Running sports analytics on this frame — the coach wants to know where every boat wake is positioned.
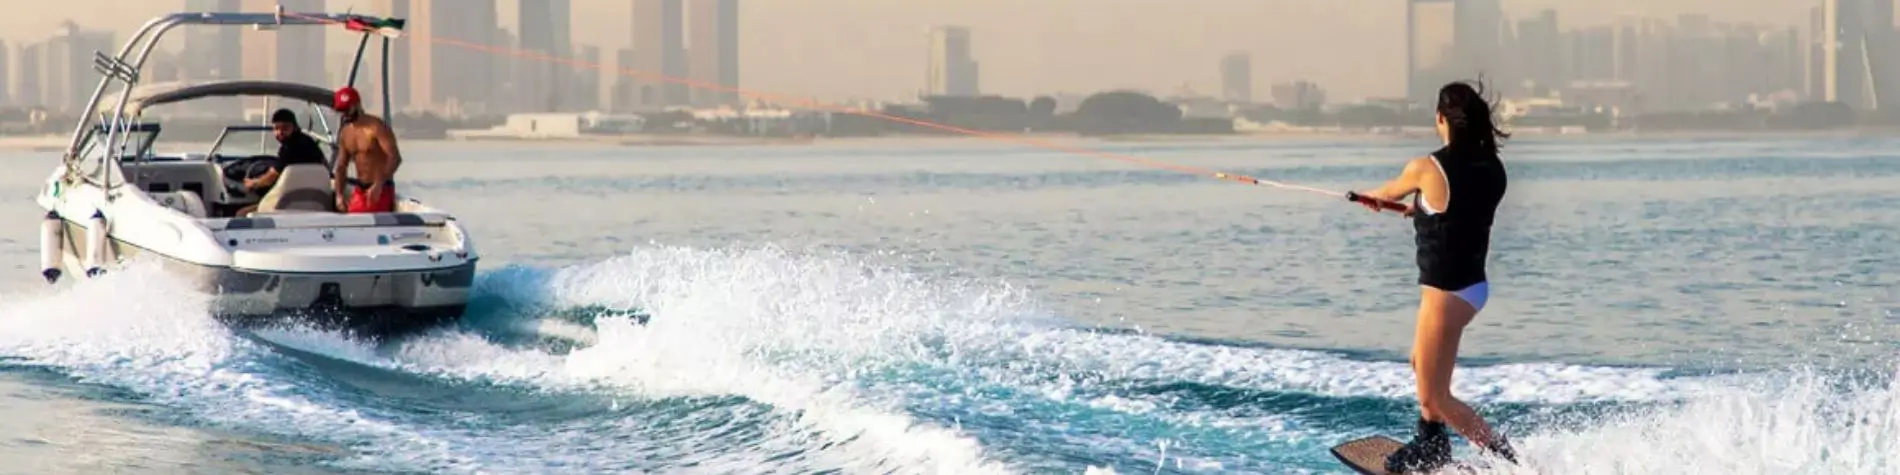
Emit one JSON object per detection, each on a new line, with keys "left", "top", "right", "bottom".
{"left": 0, "top": 247, "right": 1894, "bottom": 474}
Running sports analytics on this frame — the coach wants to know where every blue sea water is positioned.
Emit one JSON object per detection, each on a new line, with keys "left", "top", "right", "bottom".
{"left": 0, "top": 135, "right": 1895, "bottom": 474}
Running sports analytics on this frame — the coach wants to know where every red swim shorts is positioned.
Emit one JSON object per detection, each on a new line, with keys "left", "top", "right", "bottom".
{"left": 347, "top": 184, "right": 397, "bottom": 213}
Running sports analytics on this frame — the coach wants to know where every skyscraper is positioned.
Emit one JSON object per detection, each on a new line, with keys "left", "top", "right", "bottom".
{"left": 1821, "top": 0, "right": 1875, "bottom": 109}
{"left": 240, "top": 0, "right": 326, "bottom": 84}
{"left": 925, "top": 26, "right": 979, "bottom": 97}
{"left": 432, "top": 0, "right": 498, "bottom": 115}
{"left": 181, "top": 0, "right": 242, "bottom": 117}
{"left": 1614, "top": 16, "right": 1640, "bottom": 82}
{"left": 491, "top": 25, "right": 516, "bottom": 114}
{"left": 1220, "top": 52, "right": 1252, "bottom": 103}
{"left": 240, "top": 0, "right": 326, "bottom": 113}
{"left": 371, "top": 0, "right": 498, "bottom": 116}
{"left": 1452, "top": 0, "right": 1503, "bottom": 78}
{"left": 1663, "top": 15, "right": 1722, "bottom": 109}
{"left": 1719, "top": 25, "right": 1764, "bottom": 101}
{"left": 578, "top": 44, "right": 602, "bottom": 110}
{"left": 1808, "top": 5, "right": 1825, "bottom": 100}
{"left": 1823, "top": 0, "right": 1848, "bottom": 104}
{"left": 0, "top": 40, "right": 10, "bottom": 106}
{"left": 183, "top": 0, "right": 241, "bottom": 81}
{"left": 1570, "top": 26, "right": 1616, "bottom": 81}
{"left": 1872, "top": 0, "right": 1896, "bottom": 38}
{"left": 1409, "top": 0, "right": 1509, "bottom": 102}
{"left": 239, "top": 0, "right": 276, "bottom": 83}
{"left": 1637, "top": 19, "right": 1676, "bottom": 110}
{"left": 1512, "top": 9, "right": 1562, "bottom": 92}
{"left": 686, "top": 0, "right": 739, "bottom": 107}
{"left": 518, "top": 0, "right": 571, "bottom": 112}
{"left": 633, "top": 0, "right": 687, "bottom": 108}
{"left": 281, "top": 0, "right": 327, "bottom": 86}
{"left": 1407, "top": 0, "right": 1457, "bottom": 104}
{"left": 18, "top": 43, "right": 40, "bottom": 108}
{"left": 1772, "top": 27, "right": 1806, "bottom": 97}
{"left": 1863, "top": 0, "right": 1898, "bottom": 108}
{"left": 612, "top": 47, "right": 637, "bottom": 112}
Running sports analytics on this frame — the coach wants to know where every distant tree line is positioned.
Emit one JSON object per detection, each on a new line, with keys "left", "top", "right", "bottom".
{"left": 813, "top": 93, "right": 1887, "bottom": 136}
{"left": 859, "top": 91, "right": 1233, "bottom": 136}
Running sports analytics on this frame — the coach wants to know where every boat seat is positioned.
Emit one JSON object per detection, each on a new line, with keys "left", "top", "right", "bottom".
{"left": 151, "top": 191, "right": 209, "bottom": 218}
{"left": 255, "top": 164, "right": 334, "bottom": 214}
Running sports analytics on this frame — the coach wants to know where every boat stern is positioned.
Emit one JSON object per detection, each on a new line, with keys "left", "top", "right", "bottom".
{"left": 204, "top": 210, "right": 478, "bottom": 319}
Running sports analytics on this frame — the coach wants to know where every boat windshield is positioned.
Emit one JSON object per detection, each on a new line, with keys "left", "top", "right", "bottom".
{"left": 205, "top": 124, "right": 335, "bottom": 164}
{"left": 78, "top": 123, "right": 160, "bottom": 161}
{"left": 211, "top": 126, "right": 280, "bottom": 159}
{"left": 71, "top": 122, "right": 157, "bottom": 185}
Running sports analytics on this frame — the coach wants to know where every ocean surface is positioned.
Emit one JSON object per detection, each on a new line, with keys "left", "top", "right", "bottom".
{"left": 0, "top": 135, "right": 1895, "bottom": 474}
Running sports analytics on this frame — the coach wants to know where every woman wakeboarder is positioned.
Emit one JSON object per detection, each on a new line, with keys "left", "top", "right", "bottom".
{"left": 1351, "top": 80, "right": 1519, "bottom": 472}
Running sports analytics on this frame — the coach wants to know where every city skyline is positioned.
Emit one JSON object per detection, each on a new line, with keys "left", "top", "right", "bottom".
{"left": 1399, "top": 0, "right": 1826, "bottom": 114}
{"left": 0, "top": 0, "right": 1808, "bottom": 105}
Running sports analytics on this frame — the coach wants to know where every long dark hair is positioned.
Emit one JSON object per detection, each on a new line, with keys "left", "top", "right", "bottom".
{"left": 1436, "top": 79, "right": 1509, "bottom": 156}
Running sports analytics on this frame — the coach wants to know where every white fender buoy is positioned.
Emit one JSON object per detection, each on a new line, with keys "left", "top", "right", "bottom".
{"left": 85, "top": 210, "right": 109, "bottom": 278}
{"left": 39, "top": 211, "right": 62, "bottom": 284}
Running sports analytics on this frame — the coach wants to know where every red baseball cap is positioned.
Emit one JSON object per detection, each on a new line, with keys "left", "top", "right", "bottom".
{"left": 333, "top": 87, "right": 361, "bottom": 112}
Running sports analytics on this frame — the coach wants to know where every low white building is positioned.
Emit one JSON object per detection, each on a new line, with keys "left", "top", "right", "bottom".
{"left": 448, "top": 112, "right": 650, "bottom": 140}
{"left": 500, "top": 113, "right": 584, "bottom": 138}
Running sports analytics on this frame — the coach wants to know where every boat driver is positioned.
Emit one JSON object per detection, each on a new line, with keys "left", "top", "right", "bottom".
{"left": 234, "top": 108, "right": 327, "bottom": 216}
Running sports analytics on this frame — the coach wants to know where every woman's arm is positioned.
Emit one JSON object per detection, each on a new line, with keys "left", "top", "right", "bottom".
{"left": 1363, "top": 157, "right": 1432, "bottom": 201}
{"left": 1354, "top": 157, "right": 1432, "bottom": 213}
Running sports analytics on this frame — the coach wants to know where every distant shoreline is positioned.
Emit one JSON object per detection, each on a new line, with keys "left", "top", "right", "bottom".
{"left": 3, "top": 127, "right": 1896, "bottom": 153}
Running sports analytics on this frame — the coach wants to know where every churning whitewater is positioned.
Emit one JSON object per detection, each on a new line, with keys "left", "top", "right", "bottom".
{"left": 0, "top": 246, "right": 1893, "bottom": 474}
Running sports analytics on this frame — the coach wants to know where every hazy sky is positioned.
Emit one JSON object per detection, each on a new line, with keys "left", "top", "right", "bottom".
{"left": 0, "top": 0, "right": 1806, "bottom": 102}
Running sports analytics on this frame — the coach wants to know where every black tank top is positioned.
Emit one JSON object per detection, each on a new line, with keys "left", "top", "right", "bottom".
{"left": 1412, "top": 145, "right": 1507, "bottom": 290}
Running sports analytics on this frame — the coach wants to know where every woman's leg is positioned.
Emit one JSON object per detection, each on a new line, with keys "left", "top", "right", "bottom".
{"left": 1409, "top": 346, "right": 1438, "bottom": 421}
{"left": 1385, "top": 290, "right": 1461, "bottom": 472}
{"left": 1413, "top": 285, "right": 1513, "bottom": 457}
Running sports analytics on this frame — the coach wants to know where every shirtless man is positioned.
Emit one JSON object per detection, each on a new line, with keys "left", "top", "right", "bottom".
{"left": 330, "top": 87, "right": 403, "bottom": 213}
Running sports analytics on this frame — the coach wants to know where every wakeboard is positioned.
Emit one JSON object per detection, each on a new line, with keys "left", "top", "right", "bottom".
{"left": 1329, "top": 435, "right": 1480, "bottom": 475}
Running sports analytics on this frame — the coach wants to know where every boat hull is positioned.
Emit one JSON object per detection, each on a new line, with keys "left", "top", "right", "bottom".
{"left": 61, "top": 220, "right": 474, "bottom": 336}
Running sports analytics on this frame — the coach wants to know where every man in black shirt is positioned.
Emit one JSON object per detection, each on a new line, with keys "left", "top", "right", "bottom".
{"left": 235, "top": 109, "right": 329, "bottom": 216}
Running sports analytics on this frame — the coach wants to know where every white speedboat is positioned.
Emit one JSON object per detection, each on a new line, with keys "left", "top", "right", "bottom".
{"left": 34, "top": 10, "right": 477, "bottom": 335}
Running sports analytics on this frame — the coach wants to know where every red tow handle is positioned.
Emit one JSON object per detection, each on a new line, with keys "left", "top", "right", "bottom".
{"left": 1345, "top": 191, "right": 1408, "bottom": 212}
